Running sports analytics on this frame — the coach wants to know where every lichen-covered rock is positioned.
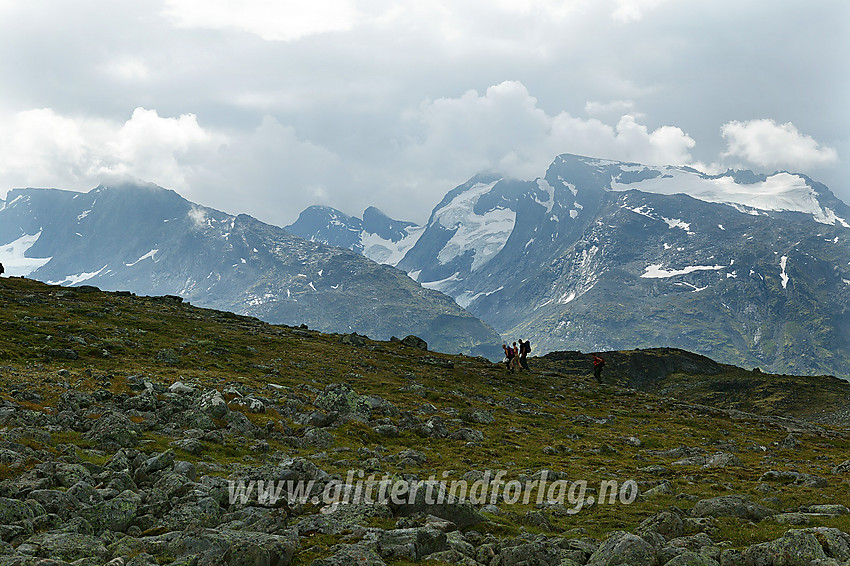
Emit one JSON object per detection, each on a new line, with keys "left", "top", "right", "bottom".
{"left": 387, "top": 480, "right": 485, "bottom": 529}
{"left": 83, "top": 411, "right": 140, "bottom": 451}
{"left": 587, "top": 531, "right": 656, "bottom": 566}
{"left": 15, "top": 532, "right": 109, "bottom": 563}
{"left": 691, "top": 495, "right": 776, "bottom": 521}
{"left": 313, "top": 383, "right": 369, "bottom": 418}
{"left": 637, "top": 510, "right": 685, "bottom": 540}
{"left": 313, "top": 543, "right": 387, "bottom": 566}
{"left": 376, "top": 526, "right": 447, "bottom": 561}
{"left": 141, "top": 527, "right": 299, "bottom": 565}
{"left": 198, "top": 390, "right": 229, "bottom": 419}
{"left": 78, "top": 489, "right": 142, "bottom": 533}
{"left": 743, "top": 529, "right": 827, "bottom": 566}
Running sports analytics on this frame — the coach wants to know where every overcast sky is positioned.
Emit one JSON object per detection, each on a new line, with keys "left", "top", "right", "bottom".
{"left": 0, "top": 0, "right": 846, "bottom": 225}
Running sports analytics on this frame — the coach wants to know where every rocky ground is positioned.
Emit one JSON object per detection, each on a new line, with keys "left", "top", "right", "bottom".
{"left": 1, "top": 277, "right": 850, "bottom": 565}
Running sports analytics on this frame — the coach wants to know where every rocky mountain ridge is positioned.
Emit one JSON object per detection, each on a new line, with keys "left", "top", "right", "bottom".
{"left": 0, "top": 182, "right": 501, "bottom": 358}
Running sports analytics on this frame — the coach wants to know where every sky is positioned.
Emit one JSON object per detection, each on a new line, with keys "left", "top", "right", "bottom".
{"left": 0, "top": 0, "right": 846, "bottom": 226}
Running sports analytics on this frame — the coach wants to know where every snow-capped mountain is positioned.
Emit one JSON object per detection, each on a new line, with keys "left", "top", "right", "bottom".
{"left": 285, "top": 205, "right": 424, "bottom": 266}
{"left": 0, "top": 183, "right": 501, "bottom": 357}
{"left": 293, "top": 154, "right": 850, "bottom": 378}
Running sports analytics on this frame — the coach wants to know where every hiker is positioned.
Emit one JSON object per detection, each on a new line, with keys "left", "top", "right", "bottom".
{"left": 519, "top": 339, "right": 530, "bottom": 371}
{"left": 511, "top": 342, "right": 521, "bottom": 372}
{"left": 502, "top": 344, "right": 515, "bottom": 373}
{"left": 0, "top": 262, "right": 4, "bottom": 277}
{"left": 592, "top": 354, "right": 605, "bottom": 382}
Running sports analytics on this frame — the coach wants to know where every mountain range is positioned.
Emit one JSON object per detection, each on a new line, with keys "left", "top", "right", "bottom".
{"left": 286, "top": 154, "right": 850, "bottom": 378}
{"left": 0, "top": 183, "right": 501, "bottom": 357}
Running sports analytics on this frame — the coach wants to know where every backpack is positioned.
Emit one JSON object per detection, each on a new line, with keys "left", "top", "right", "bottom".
{"left": 524, "top": 340, "right": 531, "bottom": 354}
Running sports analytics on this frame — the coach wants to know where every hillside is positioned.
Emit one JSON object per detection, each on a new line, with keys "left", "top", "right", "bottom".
{"left": 0, "top": 183, "right": 502, "bottom": 358}
{"left": 1, "top": 277, "right": 850, "bottom": 564}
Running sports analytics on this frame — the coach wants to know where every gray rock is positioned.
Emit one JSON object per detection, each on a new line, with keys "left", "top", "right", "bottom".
{"left": 801, "top": 505, "right": 850, "bottom": 516}
{"left": 637, "top": 510, "right": 684, "bottom": 540}
{"left": 155, "top": 348, "right": 179, "bottom": 365}
{"left": 83, "top": 411, "right": 140, "bottom": 451}
{"left": 78, "top": 489, "right": 142, "bottom": 533}
{"left": 832, "top": 460, "right": 850, "bottom": 474}
{"left": 16, "top": 532, "right": 108, "bottom": 562}
{"left": 143, "top": 450, "right": 175, "bottom": 474}
{"left": 387, "top": 480, "right": 485, "bottom": 529}
{"left": 377, "top": 526, "right": 447, "bottom": 561}
{"left": 141, "top": 527, "right": 299, "bottom": 565}
{"left": 460, "top": 409, "right": 495, "bottom": 424}
{"left": 759, "top": 470, "right": 828, "bottom": 488}
{"left": 312, "top": 543, "right": 387, "bottom": 566}
{"left": 314, "top": 383, "right": 370, "bottom": 418}
{"left": 704, "top": 453, "right": 743, "bottom": 468}
{"left": 665, "top": 551, "right": 719, "bottom": 566}
{"left": 0, "top": 497, "right": 35, "bottom": 525}
{"left": 198, "top": 390, "right": 229, "bottom": 419}
{"left": 691, "top": 495, "right": 776, "bottom": 521}
{"left": 587, "top": 531, "right": 656, "bottom": 566}
{"left": 492, "top": 540, "right": 567, "bottom": 566}
{"left": 743, "top": 529, "right": 827, "bottom": 566}
{"left": 800, "top": 527, "right": 850, "bottom": 561}
{"left": 373, "top": 424, "right": 399, "bottom": 437}
{"left": 401, "top": 335, "right": 428, "bottom": 350}
{"left": 168, "top": 381, "right": 197, "bottom": 395}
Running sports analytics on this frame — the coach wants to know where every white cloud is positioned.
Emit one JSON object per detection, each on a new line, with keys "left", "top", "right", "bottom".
{"left": 612, "top": 0, "right": 672, "bottom": 23}
{"left": 585, "top": 100, "right": 636, "bottom": 117}
{"left": 161, "top": 0, "right": 363, "bottom": 41}
{"left": 721, "top": 119, "right": 838, "bottom": 170}
{"left": 402, "top": 81, "right": 696, "bottom": 182}
{"left": 0, "top": 107, "right": 224, "bottom": 196}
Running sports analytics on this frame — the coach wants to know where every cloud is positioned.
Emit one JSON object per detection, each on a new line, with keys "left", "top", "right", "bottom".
{"left": 721, "top": 119, "right": 838, "bottom": 170}
{"left": 612, "top": 0, "right": 672, "bottom": 23}
{"left": 0, "top": 107, "right": 224, "bottom": 196}
{"left": 402, "top": 81, "right": 696, "bottom": 182}
{"left": 161, "top": 0, "right": 363, "bottom": 41}
{"left": 585, "top": 100, "right": 636, "bottom": 117}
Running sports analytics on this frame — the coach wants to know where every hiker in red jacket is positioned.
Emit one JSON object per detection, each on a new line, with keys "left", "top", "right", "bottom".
{"left": 592, "top": 354, "right": 605, "bottom": 383}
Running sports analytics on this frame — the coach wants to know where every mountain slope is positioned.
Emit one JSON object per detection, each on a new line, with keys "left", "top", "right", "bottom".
{"left": 310, "top": 154, "right": 850, "bottom": 377}
{"left": 0, "top": 183, "right": 502, "bottom": 357}
{"left": 285, "top": 205, "right": 424, "bottom": 266}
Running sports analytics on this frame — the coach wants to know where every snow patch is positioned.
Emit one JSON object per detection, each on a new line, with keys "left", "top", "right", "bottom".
{"left": 534, "top": 179, "right": 555, "bottom": 213}
{"left": 420, "top": 272, "right": 461, "bottom": 293}
{"left": 611, "top": 169, "right": 843, "bottom": 226}
{"left": 48, "top": 265, "right": 108, "bottom": 286}
{"left": 780, "top": 255, "right": 789, "bottom": 289}
{"left": 125, "top": 249, "right": 158, "bottom": 267}
{"left": 641, "top": 263, "right": 725, "bottom": 278}
{"left": 361, "top": 225, "right": 425, "bottom": 266}
{"left": 433, "top": 181, "right": 516, "bottom": 271}
{"left": 0, "top": 232, "right": 53, "bottom": 276}
{"left": 662, "top": 217, "right": 691, "bottom": 232}
{"left": 455, "top": 285, "right": 504, "bottom": 309}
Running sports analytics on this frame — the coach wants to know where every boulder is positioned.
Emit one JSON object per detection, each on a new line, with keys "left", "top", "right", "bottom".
{"left": 377, "top": 526, "right": 447, "bottom": 561}
{"left": 691, "top": 495, "right": 776, "bottom": 522}
{"left": 587, "top": 531, "right": 656, "bottom": 566}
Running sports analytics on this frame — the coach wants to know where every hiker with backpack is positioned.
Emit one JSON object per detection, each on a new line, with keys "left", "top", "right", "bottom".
{"left": 592, "top": 354, "right": 605, "bottom": 382}
{"left": 0, "top": 262, "right": 4, "bottom": 277}
{"left": 518, "top": 339, "right": 531, "bottom": 371}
